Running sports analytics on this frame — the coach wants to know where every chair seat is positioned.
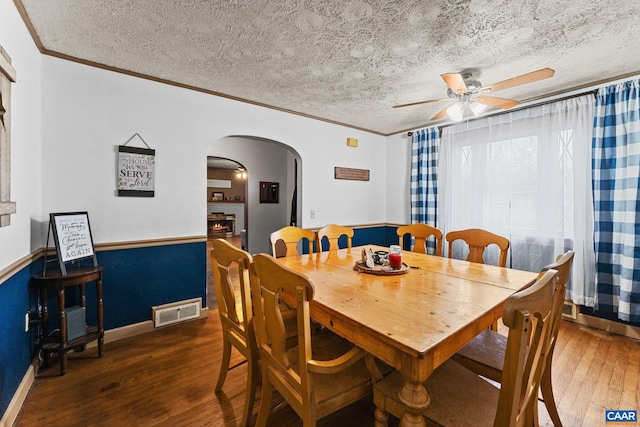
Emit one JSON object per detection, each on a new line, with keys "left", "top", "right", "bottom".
{"left": 374, "top": 360, "right": 499, "bottom": 427}
{"left": 453, "top": 328, "right": 506, "bottom": 382}
{"left": 285, "top": 328, "right": 373, "bottom": 409}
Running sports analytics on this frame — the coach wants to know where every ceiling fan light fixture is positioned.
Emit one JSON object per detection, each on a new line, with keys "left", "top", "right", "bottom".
{"left": 470, "top": 101, "right": 487, "bottom": 116}
{"left": 446, "top": 103, "right": 465, "bottom": 121}
{"left": 397, "top": 68, "right": 555, "bottom": 124}
{"left": 447, "top": 100, "right": 487, "bottom": 122}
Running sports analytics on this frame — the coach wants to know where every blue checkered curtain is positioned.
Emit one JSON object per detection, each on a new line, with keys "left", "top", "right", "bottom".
{"left": 593, "top": 79, "right": 640, "bottom": 322}
{"left": 410, "top": 128, "right": 439, "bottom": 252}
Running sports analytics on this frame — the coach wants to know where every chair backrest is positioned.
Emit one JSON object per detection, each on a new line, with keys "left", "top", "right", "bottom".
{"left": 495, "top": 269, "right": 558, "bottom": 426}
{"left": 538, "top": 250, "right": 574, "bottom": 290}
{"left": 270, "top": 226, "right": 317, "bottom": 258}
{"left": 318, "top": 224, "right": 354, "bottom": 252}
{"left": 397, "top": 223, "right": 443, "bottom": 256}
{"left": 446, "top": 228, "right": 510, "bottom": 267}
{"left": 538, "top": 251, "right": 575, "bottom": 357}
{"left": 250, "top": 253, "right": 315, "bottom": 415}
{"left": 211, "top": 238, "right": 254, "bottom": 350}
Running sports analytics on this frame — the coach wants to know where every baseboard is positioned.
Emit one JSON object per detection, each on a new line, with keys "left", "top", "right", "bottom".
{"left": 86, "top": 307, "right": 209, "bottom": 348}
{"left": 86, "top": 320, "right": 154, "bottom": 348}
{"left": 567, "top": 312, "right": 640, "bottom": 340}
{"left": 0, "top": 357, "right": 38, "bottom": 427}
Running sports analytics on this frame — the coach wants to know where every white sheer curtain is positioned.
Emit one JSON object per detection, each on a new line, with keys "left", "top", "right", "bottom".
{"left": 438, "top": 95, "right": 596, "bottom": 306}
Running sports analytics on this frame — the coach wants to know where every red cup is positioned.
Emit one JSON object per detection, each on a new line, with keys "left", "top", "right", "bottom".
{"left": 389, "top": 245, "right": 402, "bottom": 269}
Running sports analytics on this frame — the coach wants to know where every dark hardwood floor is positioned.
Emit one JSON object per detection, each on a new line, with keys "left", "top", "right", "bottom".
{"left": 13, "top": 311, "right": 640, "bottom": 426}
{"left": 14, "top": 312, "right": 389, "bottom": 427}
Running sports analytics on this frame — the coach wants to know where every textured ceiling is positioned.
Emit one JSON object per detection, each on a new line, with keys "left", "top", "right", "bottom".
{"left": 16, "top": 0, "right": 640, "bottom": 135}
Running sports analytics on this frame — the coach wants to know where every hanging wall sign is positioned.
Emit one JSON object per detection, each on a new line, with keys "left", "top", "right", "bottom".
{"left": 117, "top": 133, "right": 155, "bottom": 197}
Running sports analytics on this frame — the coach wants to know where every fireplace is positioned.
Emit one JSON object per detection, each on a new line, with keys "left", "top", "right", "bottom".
{"left": 208, "top": 212, "right": 235, "bottom": 238}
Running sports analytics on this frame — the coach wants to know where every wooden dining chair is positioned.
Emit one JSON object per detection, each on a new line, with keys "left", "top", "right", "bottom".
{"left": 317, "top": 224, "right": 354, "bottom": 252}
{"left": 372, "top": 268, "right": 558, "bottom": 427}
{"left": 250, "top": 253, "right": 373, "bottom": 427}
{"left": 446, "top": 228, "right": 510, "bottom": 267}
{"left": 270, "top": 226, "right": 317, "bottom": 258}
{"left": 210, "top": 238, "right": 258, "bottom": 427}
{"left": 396, "top": 223, "right": 443, "bottom": 256}
{"left": 453, "top": 250, "right": 575, "bottom": 427}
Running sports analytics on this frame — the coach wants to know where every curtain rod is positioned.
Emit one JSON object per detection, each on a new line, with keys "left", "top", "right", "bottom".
{"left": 407, "top": 88, "right": 598, "bottom": 136}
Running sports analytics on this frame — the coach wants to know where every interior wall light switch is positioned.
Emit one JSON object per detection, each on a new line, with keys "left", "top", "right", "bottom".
{"left": 347, "top": 138, "right": 358, "bottom": 147}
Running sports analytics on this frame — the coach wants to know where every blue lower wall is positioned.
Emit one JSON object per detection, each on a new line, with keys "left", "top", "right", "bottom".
{"left": 316, "top": 225, "right": 398, "bottom": 252}
{"left": 97, "top": 242, "right": 207, "bottom": 329}
{"left": 355, "top": 225, "right": 398, "bottom": 248}
{"left": 0, "top": 240, "right": 207, "bottom": 417}
{"left": 0, "top": 262, "right": 39, "bottom": 419}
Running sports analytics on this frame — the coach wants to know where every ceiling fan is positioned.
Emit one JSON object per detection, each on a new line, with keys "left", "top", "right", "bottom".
{"left": 394, "top": 68, "right": 555, "bottom": 121}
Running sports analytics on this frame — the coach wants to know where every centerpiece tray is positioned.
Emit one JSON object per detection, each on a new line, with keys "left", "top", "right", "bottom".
{"left": 353, "top": 260, "right": 410, "bottom": 275}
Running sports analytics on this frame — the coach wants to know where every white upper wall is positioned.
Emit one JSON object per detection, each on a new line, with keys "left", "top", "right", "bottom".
{"left": 39, "top": 55, "right": 392, "bottom": 250}
{"left": 385, "top": 132, "right": 412, "bottom": 224}
{"left": 0, "top": 0, "right": 43, "bottom": 271}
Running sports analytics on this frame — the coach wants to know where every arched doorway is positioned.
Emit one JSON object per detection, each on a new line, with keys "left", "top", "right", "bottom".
{"left": 207, "top": 135, "right": 301, "bottom": 254}
{"left": 206, "top": 136, "right": 302, "bottom": 308}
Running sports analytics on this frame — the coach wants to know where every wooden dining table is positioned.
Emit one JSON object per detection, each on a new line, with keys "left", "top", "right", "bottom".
{"left": 275, "top": 245, "right": 539, "bottom": 427}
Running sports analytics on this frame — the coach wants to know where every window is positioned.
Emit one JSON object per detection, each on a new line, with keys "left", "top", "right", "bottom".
{"left": 438, "top": 96, "right": 596, "bottom": 306}
{"left": 0, "top": 44, "right": 16, "bottom": 226}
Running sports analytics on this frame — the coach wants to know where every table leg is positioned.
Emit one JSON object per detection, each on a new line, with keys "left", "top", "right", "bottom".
{"left": 398, "top": 378, "right": 430, "bottom": 427}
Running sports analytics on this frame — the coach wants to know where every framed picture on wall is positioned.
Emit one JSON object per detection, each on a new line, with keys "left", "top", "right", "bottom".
{"left": 260, "top": 181, "right": 279, "bottom": 203}
{"left": 212, "top": 192, "right": 224, "bottom": 201}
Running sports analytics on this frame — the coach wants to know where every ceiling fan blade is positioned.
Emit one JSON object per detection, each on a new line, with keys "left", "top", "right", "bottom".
{"left": 432, "top": 103, "right": 453, "bottom": 120}
{"left": 393, "top": 98, "right": 450, "bottom": 109}
{"left": 476, "top": 96, "right": 520, "bottom": 109}
{"left": 441, "top": 73, "right": 468, "bottom": 94}
{"left": 479, "top": 68, "right": 554, "bottom": 93}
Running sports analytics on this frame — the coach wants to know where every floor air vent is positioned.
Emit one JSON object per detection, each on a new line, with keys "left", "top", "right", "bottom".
{"left": 152, "top": 298, "right": 201, "bottom": 328}
{"left": 562, "top": 300, "right": 577, "bottom": 320}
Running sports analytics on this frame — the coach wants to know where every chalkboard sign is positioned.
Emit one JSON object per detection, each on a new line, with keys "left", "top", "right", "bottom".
{"left": 49, "top": 212, "right": 97, "bottom": 275}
